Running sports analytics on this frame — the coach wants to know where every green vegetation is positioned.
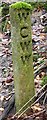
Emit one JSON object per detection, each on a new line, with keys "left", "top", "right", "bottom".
{"left": 39, "top": 60, "right": 44, "bottom": 64}
{"left": 0, "top": 7, "right": 2, "bottom": 15}
{"left": 10, "top": 1, "right": 32, "bottom": 10}
{"left": 30, "top": 2, "right": 47, "bottom": 11}
{"left": 41, "top": 76, "right": 47, "bottom": 86}
{"left": 43, "top": 2, "right": 47, "bottom": 11}
{"left": 44, "top": 26, "right": 47, "bottom": 33}
{"left": 33, "top": 53, "right": 39, "bottom": 62}
{"left": 1, "top": 3, "right": 9, "bottom": 31}
{"left": 0, "top": 7, "right": 2, "bottom": 32}
{"left": 2, "top": 4, "right": 9, "bottom": 17}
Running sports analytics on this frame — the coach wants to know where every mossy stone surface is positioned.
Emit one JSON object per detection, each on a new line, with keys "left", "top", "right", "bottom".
{"left": 10, "top": 1, "right": 32, "bottom": 10}
{"left": 10, "top": 3, "right": 35, "bottom": 113}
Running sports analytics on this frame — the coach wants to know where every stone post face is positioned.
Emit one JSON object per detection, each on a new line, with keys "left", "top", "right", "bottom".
{"left": 10, "top": 2, "right": 35, "bottom": 112}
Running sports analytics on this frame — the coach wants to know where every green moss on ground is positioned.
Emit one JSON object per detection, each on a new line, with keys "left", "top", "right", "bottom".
{"left": 41, "top": 76, "right": 47, "bottom": 86}
{"left": 44, "top": 2, "right": 47, "bottom": 11}
{"left": 1, "top": 3, "right": 9, "bottom": 31}
{"left": 10, "top": 1, "right": 32, "bottom": 10}
{"left": 30, "top": 2, "right": 47, "bottom": 11}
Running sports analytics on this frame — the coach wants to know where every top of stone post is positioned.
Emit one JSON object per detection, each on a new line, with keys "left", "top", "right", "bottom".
{"left": 10, "top": 1, "right": 32, "bottom": 10}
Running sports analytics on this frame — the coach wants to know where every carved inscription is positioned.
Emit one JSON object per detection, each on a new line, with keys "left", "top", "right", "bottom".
{"left": 18, "top": 11, "right": 31, "bottom": 64}
{"left": 18, "top": 12, "right": 29, "bottom": 21}
{"left": 20, "top": 27, "right": 28, "bottom": 38}
{"left": 21, "top": 54, "right": 31, "bottom": 64}
{"left": 20, "top": 26, "right": 31, "bottom": 64}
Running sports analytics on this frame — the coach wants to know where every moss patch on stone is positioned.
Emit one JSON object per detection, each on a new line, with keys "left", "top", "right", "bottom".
{"left": 10, "top": 1, "right": 32, "bottom": 10}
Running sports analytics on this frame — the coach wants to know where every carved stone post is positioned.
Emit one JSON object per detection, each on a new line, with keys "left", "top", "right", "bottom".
{"left": 10, "top": 2, "right": 35, "bottom": 112}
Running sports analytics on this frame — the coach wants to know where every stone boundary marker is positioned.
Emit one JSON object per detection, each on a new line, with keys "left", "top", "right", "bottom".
{"left": 10, "top": 1, "right": 35, "bottom": 113}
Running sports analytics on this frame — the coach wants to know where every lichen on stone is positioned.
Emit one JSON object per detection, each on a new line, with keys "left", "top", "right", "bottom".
{"left": 10, "top": 1, "right": 32, "bottom": 10}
